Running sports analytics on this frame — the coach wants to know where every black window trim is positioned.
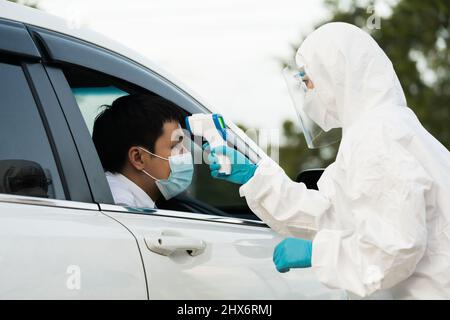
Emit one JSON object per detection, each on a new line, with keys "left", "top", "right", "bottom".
{"left": 43, "top": 65, "right": 115, "bottom": 204}
{"left": 22, "top": 62, "right": 94, "bottom": 203}
{"left": 0, "top": 18, "right": 40, "bottom": 60}
{"left": 0, "top": 60, "right": 94, "bottom": 203}
{"left": 100, "top": 203, "right": 268, "bottom": 229}
{"left": 0, "top": 18, "right": 94, "bottom": 204}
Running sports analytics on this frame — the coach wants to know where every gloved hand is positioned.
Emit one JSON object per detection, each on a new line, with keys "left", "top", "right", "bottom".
{"left": 203, "top": 144, "right": 257, "bottom": 185}
{"left": 273, "top": 238, "right": 313, "bottom": 273}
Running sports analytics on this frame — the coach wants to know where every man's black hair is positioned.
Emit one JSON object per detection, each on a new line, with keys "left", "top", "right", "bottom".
{"left": 93, "top": 93, "right": 184, "bottom": 173}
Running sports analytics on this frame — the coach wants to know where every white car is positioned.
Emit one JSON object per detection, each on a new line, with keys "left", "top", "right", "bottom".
{"left": 0, "top": 1, "right": 347, "bottom": 300}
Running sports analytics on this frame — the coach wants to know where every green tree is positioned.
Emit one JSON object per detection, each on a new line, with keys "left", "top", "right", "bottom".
{"left": 279, "top": 0, "right": 449, "bottom": 179}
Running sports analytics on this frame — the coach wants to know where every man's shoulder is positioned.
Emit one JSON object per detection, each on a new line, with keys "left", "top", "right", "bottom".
{"left": 105, "top": 172, "right": 137, "bottom": 207}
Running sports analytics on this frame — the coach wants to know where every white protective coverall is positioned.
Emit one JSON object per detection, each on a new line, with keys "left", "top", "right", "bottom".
{"left": 239, "top": 22, "right": 450, "bottom": 299}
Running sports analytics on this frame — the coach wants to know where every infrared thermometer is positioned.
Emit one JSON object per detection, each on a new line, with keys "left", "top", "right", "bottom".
{"left": 185, "top": 113, "right": 231, "bottom": 175}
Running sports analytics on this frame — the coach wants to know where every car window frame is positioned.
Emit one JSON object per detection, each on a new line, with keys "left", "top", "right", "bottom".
{"left": 28, "top": 25, "right": 210, "bottom": 206}
{"left": 28, "top": 25, "right": 268, "bottom": 227}
{"left": 0, "top": 18, "right": 94, "bottom": 205}
{"left": 22, "top": 62, "right": 94, "bottom": 202}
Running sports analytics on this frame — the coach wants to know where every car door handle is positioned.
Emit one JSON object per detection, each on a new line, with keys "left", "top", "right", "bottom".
{"left": 144, "top": 231, "right": 206, "bottom": 257}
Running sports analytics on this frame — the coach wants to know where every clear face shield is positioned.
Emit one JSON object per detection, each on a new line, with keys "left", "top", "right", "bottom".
{"left": 282, "top": 64, "right": 341, "bottom": 149}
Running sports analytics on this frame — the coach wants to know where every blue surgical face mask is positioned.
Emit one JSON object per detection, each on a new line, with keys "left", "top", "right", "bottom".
{"left": 138, "top": 147, "right": 193, "bottom": 200}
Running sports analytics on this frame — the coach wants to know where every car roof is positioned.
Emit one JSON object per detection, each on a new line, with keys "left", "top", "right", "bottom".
{"left": 0, "top": 0, "right": 217, "bottom": 111}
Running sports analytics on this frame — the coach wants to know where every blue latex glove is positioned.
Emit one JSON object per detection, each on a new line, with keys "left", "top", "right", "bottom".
{"left": 203, "top": 144, "right": 257, "bottom": 185}
{"left": 273, "top": 238, "right": 313, "bottom": 273}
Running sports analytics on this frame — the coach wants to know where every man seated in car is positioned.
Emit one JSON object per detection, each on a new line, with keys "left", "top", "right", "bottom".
{"left": 92, "top": 93, "right": 193, "bottom": 208}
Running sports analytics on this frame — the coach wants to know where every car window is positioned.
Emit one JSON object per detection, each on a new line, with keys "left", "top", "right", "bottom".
{"left": 186, "top": 142, "right": 249, "bottom": 213}
{"left": 59, "top": 64, "right": 256, "bottom": 219}
{"left": 72, "top": 87, "right": 128, "bottom": 135}
{"left": 0, "top": 62, "right": 65, "bottom": 200}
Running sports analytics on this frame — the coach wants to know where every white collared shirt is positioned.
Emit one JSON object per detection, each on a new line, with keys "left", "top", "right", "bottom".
{"left": 105, "top": 171, "right": 155, "bottom": 209}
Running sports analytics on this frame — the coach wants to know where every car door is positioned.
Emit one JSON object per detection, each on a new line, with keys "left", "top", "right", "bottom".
{"left": 0, "top": 19, "right": 147, "bottom": 299}
{"left": 30, "top": 24, "right": 347, "bottom": 299}
{"left": 100, "top": 141, "right": 346, "bottom": 299}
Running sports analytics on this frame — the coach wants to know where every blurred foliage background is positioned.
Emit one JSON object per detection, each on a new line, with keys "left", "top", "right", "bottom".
{"left": 275, "top": 0, "right": 450, "bottom": 179}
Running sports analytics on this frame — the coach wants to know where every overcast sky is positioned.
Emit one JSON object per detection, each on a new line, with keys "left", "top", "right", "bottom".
{"left": 39, "top": 0, "right": 330, "bottom": 132}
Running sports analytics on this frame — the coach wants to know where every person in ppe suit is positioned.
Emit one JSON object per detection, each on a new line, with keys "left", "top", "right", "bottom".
{"left": 205, "top": 22, "right": 450, "bottom": 299}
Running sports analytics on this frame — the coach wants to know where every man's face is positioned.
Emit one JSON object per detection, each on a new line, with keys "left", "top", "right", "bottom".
{"left": 142, "top": 120, "right": 185, "bottom": 180}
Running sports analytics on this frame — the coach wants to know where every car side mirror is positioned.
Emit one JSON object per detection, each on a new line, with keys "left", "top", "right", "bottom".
{"left": 296, "top": 169, "right": 324, "bottom": 190}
